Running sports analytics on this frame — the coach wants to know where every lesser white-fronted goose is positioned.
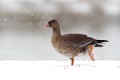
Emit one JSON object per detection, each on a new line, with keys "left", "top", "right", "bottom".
{"left": 46, "top": 19, "right": 108, "bottom": 65}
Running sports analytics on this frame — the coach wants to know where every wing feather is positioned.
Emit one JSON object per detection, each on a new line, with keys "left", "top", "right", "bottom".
{"left": 62, "top": 34, "right": 95, "bottom": 47}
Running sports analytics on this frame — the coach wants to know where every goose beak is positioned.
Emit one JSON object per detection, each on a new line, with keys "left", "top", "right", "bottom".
{"left": 44, "top": 23, "right": 49, "bottom": 28}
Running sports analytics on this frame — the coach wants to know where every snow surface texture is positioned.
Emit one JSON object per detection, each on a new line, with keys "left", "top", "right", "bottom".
{"left": 0, "top": 60, "right": 120, "bottom": 80}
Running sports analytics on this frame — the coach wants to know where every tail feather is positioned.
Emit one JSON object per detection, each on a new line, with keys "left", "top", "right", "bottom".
{"left": 86, "top": 40, "right": 108, "bottom": 47}
{"left": 94, "top": 40, "right": 108, "bottom": 47}
{"left": 96, "top": 40, "right": 109, "bottom": 43}
{"left": 95, "top": 44, "right": 103, "bottom": 47}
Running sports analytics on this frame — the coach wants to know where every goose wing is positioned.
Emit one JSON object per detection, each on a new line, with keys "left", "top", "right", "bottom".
{"left": 62, "top": 34, "right": 95, "bottom": 47}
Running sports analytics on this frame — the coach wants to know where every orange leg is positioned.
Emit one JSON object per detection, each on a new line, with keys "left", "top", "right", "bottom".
{"left": 88, "top": 45, "right": 95, "bottom": 61}
{"left": 70, "top": 57, "right": 74, "bottom": 66}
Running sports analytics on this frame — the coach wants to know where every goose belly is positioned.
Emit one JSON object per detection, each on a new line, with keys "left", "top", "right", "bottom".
{"left": 52, "top": 42, "right": 88, "bottom": 57}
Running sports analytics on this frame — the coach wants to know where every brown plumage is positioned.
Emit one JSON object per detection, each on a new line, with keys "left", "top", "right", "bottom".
{"left": 47, "top": 19, "right": 108, "bottom": 65}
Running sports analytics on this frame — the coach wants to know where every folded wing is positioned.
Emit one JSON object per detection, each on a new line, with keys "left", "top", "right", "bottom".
{"left": 62, "top": 34, "right": 95, "bottom": 47}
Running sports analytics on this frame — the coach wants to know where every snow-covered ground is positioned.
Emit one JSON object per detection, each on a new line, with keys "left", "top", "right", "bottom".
{"left": 0, "top": 60, "right": 120, "bottom": 80}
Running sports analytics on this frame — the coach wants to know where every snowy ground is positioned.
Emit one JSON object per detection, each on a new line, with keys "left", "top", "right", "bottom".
{"left": 0, "top": 60, "right": 120, "bottom": 80}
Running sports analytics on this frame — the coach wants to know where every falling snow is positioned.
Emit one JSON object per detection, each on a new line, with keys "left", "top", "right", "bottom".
{"left": 3, "top": 18, "right": 7, "bottom": 21}
{"left": 30, "top": 22, "right": 32, "bottom": 25}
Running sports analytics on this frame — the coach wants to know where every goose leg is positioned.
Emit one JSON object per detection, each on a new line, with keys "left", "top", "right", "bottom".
{"left": 70, "top": 57, "right": 74, "bottom": 66}
{"left": 88, "top": 45, "right": 95, "bottom": 61}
